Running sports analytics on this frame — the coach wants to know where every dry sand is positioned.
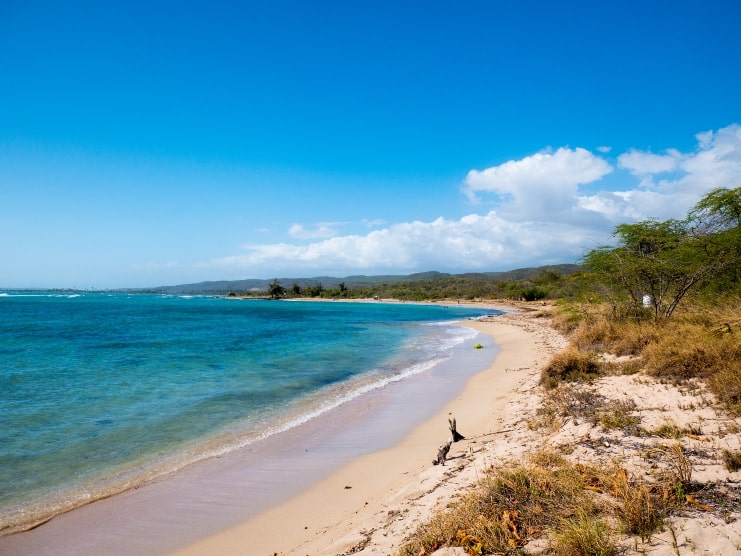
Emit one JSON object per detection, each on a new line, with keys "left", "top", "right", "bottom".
{"left": 177, "top": 305, "right": 741, "bottom": 556}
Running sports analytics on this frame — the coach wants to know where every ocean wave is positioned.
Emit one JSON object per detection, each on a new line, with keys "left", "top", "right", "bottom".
{"left": 212, "top": 325, "right": 480, "bottom": 456}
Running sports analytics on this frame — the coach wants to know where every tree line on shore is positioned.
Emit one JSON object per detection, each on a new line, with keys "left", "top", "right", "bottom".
{"left": 257, "top": 187, "right": 740, "bottom": 316}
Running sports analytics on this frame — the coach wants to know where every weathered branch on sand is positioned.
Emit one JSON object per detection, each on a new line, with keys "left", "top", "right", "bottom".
{"left": 433, "top": 440, "right": 452, "bottom": 466}
{"left": 449, "top": 417, "right": 465, "bottom": 442}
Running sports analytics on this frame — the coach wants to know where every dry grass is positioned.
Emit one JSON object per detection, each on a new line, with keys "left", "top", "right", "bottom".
{"left": 532, "top": 383, "right": 605, "bottom": 430}
{"left": 640, "top": 319, "right": 741, "bottom": 414}
{"left": 551, "top": 305, "right": 587, "bottom": 335}
{"left": 533, "top": 384, "right": 640, "bottom": 433}
{"left": 398, "top": 448, "right": 693, "bottom": 555}
{"left": 608, "top": 322, "right": 661, "bottom": 357}
{"left": 557, "top": 306, "right": 659, "bottom": 357}
{"left": 399, "top": 451, "right": 605, "bottom": 555}
{"left": 615, "top": 478, "right": 666, "bottom": 542}
{"left": 550, "top": 511, "right": 616, "bottom": 556}
{"left": 722, "top": 449, "right": 741, "bottom": 472}
{"left": 708, "top": 352, "right": 741, "bottom": 415}
{"left": 642, "top": 324, "right": 722, "bottom": 380}
{"left": 599, "top": 359, "right": 642, "bottom": 376}
{"left": 541, "top": 348, "right": 601, "bottom": 389}
{"left": 549, "top": 300, "right": 741, "bottom": 415}
{"left": 596, "top": 399, "right": 640, "bottom": 431}
{"left": 568, "top": 312, "right": 614, "bottom": 351}
{"left": 642, "top": 422, "right": 703, "bottom": 439}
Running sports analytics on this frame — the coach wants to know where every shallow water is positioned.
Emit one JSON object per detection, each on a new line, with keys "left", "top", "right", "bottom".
{"left": 0, "top": 293, "right": 498, "bottom": 534}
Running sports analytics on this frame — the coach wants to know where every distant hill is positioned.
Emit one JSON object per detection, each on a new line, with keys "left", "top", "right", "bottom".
{"left": 137, "top": 265, "right": 581, "bottom": 295}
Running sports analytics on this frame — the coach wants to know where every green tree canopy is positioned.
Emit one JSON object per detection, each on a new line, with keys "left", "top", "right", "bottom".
{"left": 585, "top": 187, "right": 741, "bottom": 319}
{"left": 267, "top": 278, "right": 285, "bottom": 299}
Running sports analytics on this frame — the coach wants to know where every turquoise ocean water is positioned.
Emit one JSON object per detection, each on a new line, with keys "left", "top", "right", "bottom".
{"left": 0, "top": 292, "right": 497, "bottom": 533}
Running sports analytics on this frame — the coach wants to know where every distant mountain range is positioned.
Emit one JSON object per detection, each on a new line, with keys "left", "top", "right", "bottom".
{"left": 133, "top": 264, "right": 582, "bottom": 295}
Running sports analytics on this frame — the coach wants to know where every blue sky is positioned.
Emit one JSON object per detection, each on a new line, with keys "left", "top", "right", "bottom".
{"left": 2, "top": 1, "right": 740, "bottom": 289}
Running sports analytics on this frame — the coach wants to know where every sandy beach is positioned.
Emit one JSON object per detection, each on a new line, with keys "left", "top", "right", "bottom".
{"left": 5, "top": 302, "right": 739, "bottom": 555}
{"left": 175, "top": 306, "right": 567, "bottom": 555}
{"left": 0, "top": 301, "right": 522, "bottom": 555}
{"left": 177, "top": 304, "right": 741, "bottom": 556}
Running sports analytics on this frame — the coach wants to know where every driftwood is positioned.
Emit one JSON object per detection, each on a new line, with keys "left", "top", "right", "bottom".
{"left": 433, "top": 440, "right": 452, "bottom": 466}
{"left": 449, "top": 417, "right": 465, "bottom": 442}
{"left": 432, "top": 416, "right": 466, "bottom": 466}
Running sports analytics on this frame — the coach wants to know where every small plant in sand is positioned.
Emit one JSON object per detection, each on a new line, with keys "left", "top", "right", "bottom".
{"left": 599, "top": 358, "right": 642, "bottom": 376}
{"left": 550, "top": 510, "right": 616, "bottom": 556}
{"left": 541, "top": 348, "right": 601, "bottom": 389}
{"left": 615, "top": 478, "right": 666, "bottom": 542}
{"left": 533, "top": 383, "right": 640, "bottom": 433}
{"left": 596, "top": 399, "right": 640, "bottom": 431}
{"left": 642, "top": 421, "right": 703, "bottom": 439}
{"left": 605, "top": 445, "right": 690, "bottom": 543}
{"left": 722, "top": 449, "right": 741, "bottom": 472}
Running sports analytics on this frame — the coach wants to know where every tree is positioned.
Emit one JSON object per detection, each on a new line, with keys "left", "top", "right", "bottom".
{"left": 585, "top": 187, "right": 741, "bottom": 320}
{"left": 689, "top": 187, "right": 741, "bottom": 234}
{"left": 689, "top": 187, "right": 741, "bottom": 291}
{"left": 267, "top": 279, "right": 285, "bottom": 299}
{"left": 303, "top": 283, "right": 324, "bottom": 297}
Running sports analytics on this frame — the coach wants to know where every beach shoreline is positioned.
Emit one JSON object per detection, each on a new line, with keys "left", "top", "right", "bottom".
{"left": 174, "top": 304, "right": 563, "bottom": 555}
{"left": 0, "top": 300, "right": 515, "bottom": 555}
{"left": 11, "top": 299, "right": 734, "bottom": 554}
{"left": 174, "top": 301, "right": 741, "bottom": 556}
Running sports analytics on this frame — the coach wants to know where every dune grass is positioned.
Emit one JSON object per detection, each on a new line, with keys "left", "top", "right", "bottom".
{"left": 399, "top": 448, "right": 691, "bottom": 555}
{"left": 399, "top": 299, "right": 741, "bottom": 554}
{"left": 722, "top": 449, "right": 741, "bottom": 472}
{"left": 547, "top": 300, "right": 741, "bottom": 414}
{"left": 540, "top": 348, "right": 601, "bottom": 389}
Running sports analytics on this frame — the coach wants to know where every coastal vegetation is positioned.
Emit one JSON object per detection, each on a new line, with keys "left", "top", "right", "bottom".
{"left": 145, "top": 265, "right": 583, "bottom": 300}
{"left": 398, "top": 188, "right": 741, "bottom": 554}
{"left": 264, "top": 265, "right": 582, "bottom": 302}
{"left": 400, "top": 448, "right": 693, "bottom": 555}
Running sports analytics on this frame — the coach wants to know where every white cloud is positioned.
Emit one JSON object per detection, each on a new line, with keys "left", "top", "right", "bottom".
{"left": 618, "top": 149, "right": 681, "bottom": 175}
{"left": 464, "top": 147, "right": 612, "bottom": 198}
{"left": 362, "top": 218, "right": 386, "bottom": 228}
{"left": 679, "top": 125, "right": 741, "bottom": 190}
{"left": 287, "top": 222, "right": 340, "bottom": 239}
{"left": 462, "top": 147, "right": 613, "bottom": 222}
{"left": 204, "top": 124, "right": 741, "bottom": 277}
{"left": 582, "top": 124, "right": 741, "bottom": 221}
{"left": 208, "top": 211, "right": 593, "bottom": 276}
